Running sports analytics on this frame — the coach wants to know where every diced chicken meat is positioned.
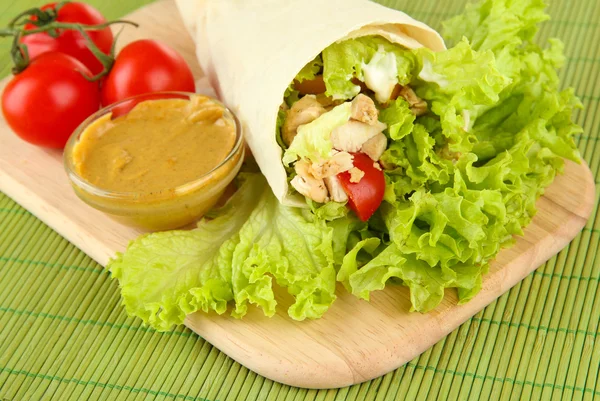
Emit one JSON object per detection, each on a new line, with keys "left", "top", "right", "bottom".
{"left": 294, "top": 159, "right": 311, "bottom": 177}
{"left": 331, "top": 120, "right": 387, "bottom": 153}
{"left": 293, "top": 154, "right": 353, "bottom": 203}
{"left": 360, "top": 133, "right": 387, "bottom": 161}
{"left": 292, "top": 160, "right": 334, "bottom": 203}
{"left": 290, "top": 175, "right": 329, "bottom": 203}
{"left": 350, "top": 94, "right": 379, "bottom": 126}
{"left": 324, "top": 176, "right": 348, "bottom": 202}
{"left": 309, "top": 151, "right": 354, "bottom": 179}
{"left": 349, "top": 167, "right": 365, "bottom": 183}
{"left": 399, "top": 86, "right": 428, "bottom": 116}
{"left": 282, "top": 95, "right": 327, "bottom": 146}
{"left": 286, "top": 91, "right": 393, "bottom": 203}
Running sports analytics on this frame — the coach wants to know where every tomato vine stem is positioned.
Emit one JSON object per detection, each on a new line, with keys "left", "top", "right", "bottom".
{"left": 0, "top": 2, "right": 138, "bottom": 76}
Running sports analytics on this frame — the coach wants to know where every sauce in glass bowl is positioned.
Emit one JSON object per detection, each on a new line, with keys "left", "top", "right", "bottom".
{"left": 64, "top": 92, "right": 244, "bottom": 230}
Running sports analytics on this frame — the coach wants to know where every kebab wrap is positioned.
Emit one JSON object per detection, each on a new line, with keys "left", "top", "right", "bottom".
{"left": 110, "top": 0, "right": 582, "bottom": 331}
{"left": 176, "top": 0, "right": 445, "bottom": 208}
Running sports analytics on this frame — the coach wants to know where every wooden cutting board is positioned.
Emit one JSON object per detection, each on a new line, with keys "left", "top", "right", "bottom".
{"left": 0, "top": 0, "right": 596, "bottom": 390}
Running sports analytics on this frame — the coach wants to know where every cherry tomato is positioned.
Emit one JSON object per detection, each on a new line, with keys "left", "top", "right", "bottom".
{"left": 21, "top": 2, "right": 113, "bottom": 75}
{"left": 337, "top": 153, "right": 385, "bottom": 222}
{"left": 100, "top": 40, "right": 195, "bottom": 106}
{"left": 1, "top": 52, "right": 100, "bottom": 149}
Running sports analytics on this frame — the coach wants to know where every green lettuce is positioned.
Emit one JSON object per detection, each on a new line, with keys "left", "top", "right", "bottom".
{"left": 443, "top": 0, "right": 581, "bottom": 164}
{"left": 322, "top": 0, "right": 581, "bottom": 310}
{"left": 111, "top": 0, "right": 583, "bottom": 330}
{"left": 442, "top": 0, "right": 549, "bottom": 55}
{"left": 109, "top": 174, "right": 336, "bottom": 331}
{"left": 379, "top": 98, "right": 415, "bottom": 141}
{"left": 413, "top": 39, "right": 511, "bottom": 152}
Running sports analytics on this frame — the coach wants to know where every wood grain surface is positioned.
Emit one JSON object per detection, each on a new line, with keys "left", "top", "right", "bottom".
{"left": 0, "top": 0, "right": 595, "bottom": 389}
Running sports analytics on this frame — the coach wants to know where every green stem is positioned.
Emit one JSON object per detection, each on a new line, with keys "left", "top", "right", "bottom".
{"left": 0, "top": 28, "right": 17, "bottom": 37}
{"left": 10, "top": 33, "right": 29, "bottom": 75}
{"left": 8, "top": 7, "right": 57, "bottom": 29}
{"left": 75, "top": 27, "right": 115, "bottom": 82}
{"left": 1, "top": 18, "right": 138, "bottom": 75}
{"left": 8, "top": 2, "right": 68, "bottom": 29}
{"left": 21, "top": 20, "right": 138, "bottom": 36}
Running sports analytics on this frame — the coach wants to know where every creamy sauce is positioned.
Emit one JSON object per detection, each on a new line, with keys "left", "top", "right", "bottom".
{"left": 72, "top": 95, "right": 236, "bottom": 193}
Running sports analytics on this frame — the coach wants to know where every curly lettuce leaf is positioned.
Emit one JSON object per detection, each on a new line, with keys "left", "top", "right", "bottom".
{"left": 380, "top": 120, "right": 452, "bottom": 202}
{"left": 339, "top": 242, "right": 462, "bottom": 312}
{"left": 335, "top": 0, "right": 581, "bottom": 312}
{"left": 379, "top": 98, "right": 415, "bottom": 141}
{"left": 442, "top": 0, "right": 549, "bottom": 53}
{"left": 471, "top": 40, "right": 582, "bottom": 164}
{"left": 443, "top": 0, "right": 581, "bottom": 163}
{"left": 414, "top": 39, "right": 511, "bottom": 152}
{"left": 109, "top": 174, "right": 337, "bottom": 331}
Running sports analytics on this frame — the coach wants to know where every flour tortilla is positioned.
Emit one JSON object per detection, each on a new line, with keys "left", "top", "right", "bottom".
{"left": 176, "top": 0, "right": 446, "bottom": 205}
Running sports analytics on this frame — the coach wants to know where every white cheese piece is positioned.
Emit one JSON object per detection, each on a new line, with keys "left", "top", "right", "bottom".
{"left": 362, "top": 46, "right": 399, "bottom": 103}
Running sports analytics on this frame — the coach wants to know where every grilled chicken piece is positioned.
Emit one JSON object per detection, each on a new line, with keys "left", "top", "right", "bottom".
{"left": 331, "top": 120, "right": 387, "bottom": 153}
{"left": 324, "top": 175, "right": 348, "bottom": 202}
{"left": 295, "top": 154, "right": 352, "bottom": 202}
{"left": 350, "top": 94, "right": 379, "bottom": 126}
{"left": 360, "top": 133, "right": 388, "bottom": 161}
{"left": 294, "top": 159, "right": 311, "bottom": 176}
{"left": 290, "top": 175, "right": 328, "bottom": 203}
{"left": 309, "top": 151, "right": 354, "bottom": 179}
{"left": 399, "top": 86, "right": 428, "bottom": 116}
{"left": 282, "top": 95, "right": 327, "bottom": 146}
{"left": 291, "top": 160, "right": 329, "bottom": 203}
{"left": 349, "top": 167, "right": 365, "bottom": 183}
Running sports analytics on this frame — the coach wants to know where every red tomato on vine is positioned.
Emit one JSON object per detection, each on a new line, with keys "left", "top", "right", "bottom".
{"left": 21, "top": 2, "right": 114, "bottom": 75}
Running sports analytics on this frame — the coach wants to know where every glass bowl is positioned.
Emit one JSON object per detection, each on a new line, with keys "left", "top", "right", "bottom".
{"left": 63, "top": 91, "right": 244, "bottom": 231}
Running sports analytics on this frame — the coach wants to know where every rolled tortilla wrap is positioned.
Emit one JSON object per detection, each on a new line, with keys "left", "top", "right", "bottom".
{"left": 176, "top": 0, "right": 446, "bottom": 205}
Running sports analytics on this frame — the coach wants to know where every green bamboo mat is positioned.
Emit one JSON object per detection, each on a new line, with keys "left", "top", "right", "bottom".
{"left": 1, "top": 0, "right": 599, "bottom": 399}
